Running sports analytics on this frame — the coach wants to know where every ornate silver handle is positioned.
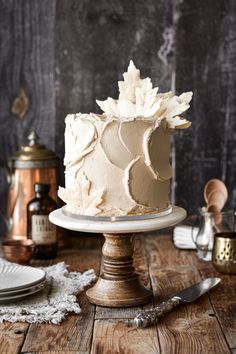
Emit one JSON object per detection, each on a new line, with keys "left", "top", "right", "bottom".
{"left": 133, "top": 297, "right": 181, "bottom": 328}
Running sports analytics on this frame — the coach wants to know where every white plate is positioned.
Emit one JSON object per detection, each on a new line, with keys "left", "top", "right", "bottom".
{"left": 0, "top": 280, "right": 46, "bottom": 297}
{"left": 0, "top": 282, "right": 46, "bottom": 303}
{"left": 0, "top": 263, "right": 46, "bottom": 292}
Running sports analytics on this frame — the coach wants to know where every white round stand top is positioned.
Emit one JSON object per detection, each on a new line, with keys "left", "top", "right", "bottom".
{"left": 49, "top": 206, "right": 186, "bottom": 234}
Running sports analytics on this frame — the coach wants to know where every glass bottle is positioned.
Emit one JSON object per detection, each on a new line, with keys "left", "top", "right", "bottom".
{"left": 194, "top": 209, "right": 235, "bottom": 261}
{"left": 27, "top": 183, "right": 58, "bottom": 259}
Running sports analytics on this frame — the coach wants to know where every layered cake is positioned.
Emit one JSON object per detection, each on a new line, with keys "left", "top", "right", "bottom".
{"left": 58, "top": 61, "right": 192, "bottom": 216}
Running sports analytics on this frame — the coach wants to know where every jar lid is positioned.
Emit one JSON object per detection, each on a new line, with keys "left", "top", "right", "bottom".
{"left": 34, "top": 183, "right": 50, "bottom": 193}
{"left": 12, "top": 132, "right": 59, "bottom": 168}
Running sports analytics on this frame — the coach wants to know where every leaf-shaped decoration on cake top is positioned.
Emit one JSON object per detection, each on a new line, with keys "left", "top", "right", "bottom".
{"left": 96, "top": 60, "right": 192, "bottom": 129}
{"left": 97, "top": 61, "right": 161, "bottom": 119}
{"left": 58, "top": 173, "right": 104, "bottom": 216}
{"left": 155, "top": 91, "right": 192, "bottom": 129}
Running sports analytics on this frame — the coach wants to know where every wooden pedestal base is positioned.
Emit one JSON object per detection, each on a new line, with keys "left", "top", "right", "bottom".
{"left": 50, "top": 206, "right": 186, "bottom": 306}
{"left": 86, "top": 233, "right": 152, "bottom": 307}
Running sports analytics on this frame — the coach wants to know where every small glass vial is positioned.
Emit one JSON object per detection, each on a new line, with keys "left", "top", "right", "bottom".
{"left": 27, "top": 183, "right": 58, "bottom": 259}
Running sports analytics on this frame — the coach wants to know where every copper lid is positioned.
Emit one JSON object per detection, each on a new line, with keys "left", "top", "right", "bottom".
{"left": 12, "top": 132, "right": 59, "bottom": 168}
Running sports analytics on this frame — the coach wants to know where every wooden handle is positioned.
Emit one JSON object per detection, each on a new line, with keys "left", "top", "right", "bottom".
{"left": 204, "top": 179, "right": 228, "bottom": 211}
{"left": 133, "top": 297, "right": 181, "bottom": 328}
{"left": 207, "top": 191, "right": 225, "bottom": 211}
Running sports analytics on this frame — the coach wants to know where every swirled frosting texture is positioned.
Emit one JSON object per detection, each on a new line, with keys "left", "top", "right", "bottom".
{"left": 58, "top": 61, "right": 192, "bottom": 216}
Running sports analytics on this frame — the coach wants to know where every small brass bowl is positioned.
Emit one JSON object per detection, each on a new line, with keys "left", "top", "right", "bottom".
{"left": 212, "top": 232, "right": 236, "bottom": 274}
{"left": 2, "top": 239, "right": 36, "bottom": 265}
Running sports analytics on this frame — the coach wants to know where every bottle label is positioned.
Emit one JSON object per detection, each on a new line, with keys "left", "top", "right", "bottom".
{"left": 32, "top": 215, "right": 57, "bottom": 245}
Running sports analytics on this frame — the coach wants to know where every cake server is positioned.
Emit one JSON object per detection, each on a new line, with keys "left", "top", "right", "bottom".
{"left": 132, "top": 277, "right": 221, "bottom": 328}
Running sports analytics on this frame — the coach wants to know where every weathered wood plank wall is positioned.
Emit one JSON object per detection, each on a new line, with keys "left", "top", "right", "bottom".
{"left": 174, "top": 0, "right": 236, "bottom": 212}
{"left": 0, "top": 0, "right": 56, "bottom": 234}
{"left": 55, "top": 0, "right": 172, "bottom": 158}
{"left": 0, "top": 0, "right": 235, "bottom": 233}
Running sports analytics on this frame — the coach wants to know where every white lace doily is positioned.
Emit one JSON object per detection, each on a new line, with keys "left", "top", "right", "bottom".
{"left": 0, "top": 260, "right": 96, "bottom": 324}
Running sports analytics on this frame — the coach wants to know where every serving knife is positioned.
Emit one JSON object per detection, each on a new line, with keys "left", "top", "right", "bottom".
{"left": 132, "top": 277, "right": 221, "bottom": 328}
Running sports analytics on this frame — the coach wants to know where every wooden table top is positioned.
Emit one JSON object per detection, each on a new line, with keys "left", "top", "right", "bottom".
{"left": 0, "top": 232, "right": 235, "bottom": 354}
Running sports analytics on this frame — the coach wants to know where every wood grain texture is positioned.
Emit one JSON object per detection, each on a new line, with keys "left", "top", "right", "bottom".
{"left": 145, "top": 233, "right": 198, "bottom": 269}
{"left": 0, "top": 323, "right": 29, "bottom": 354}
{"left": 152, "top": 268, "right": 230, "bottom": 354}
{"left": 22, "top": 244, "right": 101, "bottom": 353}
{"left": 54, "top": 0, "right": 173, "bottom": 160}
{"left": 147, "top": 237, "right": 231, "bottom": 354}
{"left": 146, "top": 235, "right": 236, "bottom": 348}
{"left": 91, "top": 319, "right": 160, "bottom": 354}
{"left": 0, "top": 0, "right": 56, "bottom": 149}
{"left": 1, "top": 0, "right": 236, "bottom": 228}
{"left": 87, "top": 233, "right": 152, "bottom": 307}
{"left": 0, "top": 233, "right": 235, "bottom": 353}
{"left": 34, "top": 352, "right": 79, "bottom": 354}
{"left": 198, "top": 266, "right": 236, "bottom": 349}
{"left": 0, "top": 0, "right": 56, "bottom": 235}
{"left": 174, "top": 0, "right": 236, "bottom": 213}
{"left": 95, "top": 234, "right": 154, "bottom": 319}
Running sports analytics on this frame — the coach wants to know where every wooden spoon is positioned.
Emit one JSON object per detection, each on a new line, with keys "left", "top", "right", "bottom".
{"left": 204, "top": 179, "right": 228, "bottom": 208}
{"left": 207, "top": 190, "right": 226, "bottom": 212}
{"left": 204, "top": 179, "right": 228, "bottom": 225}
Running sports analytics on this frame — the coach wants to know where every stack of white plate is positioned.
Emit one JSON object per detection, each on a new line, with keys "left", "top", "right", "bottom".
{"left": 0, "top": 263, "right": 46, "bottom": 303}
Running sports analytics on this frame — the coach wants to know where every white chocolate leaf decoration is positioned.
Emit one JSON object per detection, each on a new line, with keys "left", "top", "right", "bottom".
{"left": 156, "top": 91, "right": 193, "bottom": 128}
{"left": 166, "top": 116, "right": 191, "bottom": 129}
{"left": 135, "top": 86, "right": 161, "bottom": 118}
{"left": 117, "top": 100, "right": 136, "bottom": 118}
{"left": 58, "top": 173, "right": 104, "bottom": 216}
{"left": 100, "top": 121, "right": 133, "bottom": 169}
{"left": 97, "top": 60, "right": 162, "bottom": 119}
{"left": 118, "top": 60, "right": 142, "bottom": 101}
{"left": 96, "top": 97, "right": 119, "bottom": 117}
{"left": 96, "top": 61, "right": 192, "bottom": 128}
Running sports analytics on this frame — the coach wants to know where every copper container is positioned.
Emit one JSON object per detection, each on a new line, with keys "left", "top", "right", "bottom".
{"left": 212, "top": 232, "right": 236, "bottom": 274}
{"left": 4, "top": 132, "right": 59, "bottom": 240}
{"left": 2, "top": 239, "right": 36, "bottom": 264}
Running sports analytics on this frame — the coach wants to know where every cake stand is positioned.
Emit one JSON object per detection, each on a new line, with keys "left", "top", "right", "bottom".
{"left": 49, "top": 206, "right": 186, "bottom": 307}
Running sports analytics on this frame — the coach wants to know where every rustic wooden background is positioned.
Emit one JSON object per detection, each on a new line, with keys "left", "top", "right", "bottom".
{"left": 0, "top": 0, "right": 236, "bottom": 234}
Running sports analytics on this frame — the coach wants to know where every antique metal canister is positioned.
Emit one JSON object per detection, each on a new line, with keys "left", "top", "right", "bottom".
{"left": 6, "top": 131, "right": 59, "bottom": 240}
{"left": 212, "top": 232, "right": 236, "bottom": 274}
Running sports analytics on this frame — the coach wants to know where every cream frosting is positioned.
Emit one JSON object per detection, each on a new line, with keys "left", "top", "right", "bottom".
{"left": 119, "top": 120, "right": 150, "bottom": 157}
{"left": 145, "top": 126, "right": 172, "bottom": 181}
{"left": 61, "top": 116, "right": 172, "bottom": 216}
{"left": 59, "top": 61, "right": 192, "bottom": 216}
{"left": 125, "top": 156, "right": 169, "bottom": 207}
{"left": 64, "top": 114, "right": 98, "bottom": 170}
{"left": 100, "top": 121, "right": 133, "bottom": 169}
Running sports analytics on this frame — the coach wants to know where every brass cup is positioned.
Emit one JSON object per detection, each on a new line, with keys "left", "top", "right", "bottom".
{"left": 212, "top": 232, "right": 236, "bottom": 274}
{"left": 2, "top": 239, "right": 36, "bottom": 265}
